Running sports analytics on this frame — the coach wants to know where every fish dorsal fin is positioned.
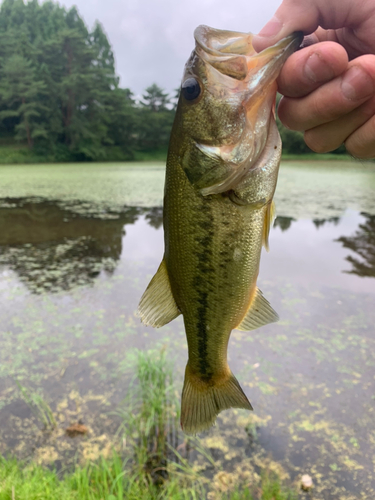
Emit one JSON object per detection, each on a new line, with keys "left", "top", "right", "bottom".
{"left": 263, "top": 200, "right": 276, "bottom": 252}
{"left": 137, "top": 259, "right": 180, "bottom": 328}
{"left": 236, "top": 287, "right": 279, "bottom": 331}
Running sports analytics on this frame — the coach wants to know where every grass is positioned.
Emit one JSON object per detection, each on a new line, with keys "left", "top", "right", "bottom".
{"left": 281, "top": 152, "right": 354, "bottom": 161}
{"left": 0, "top": 144, "right": 169, "bottom": 164}
{"left": 0, "top": 144, "right": 54, "bottom": 164}
{"left": 16, "top": 381, "right": 57, "bottom": 430}
{"left": 0, "top": 455, "right": 297, "bottom": 500}
{"left": 133, "top": 147, "right": 169, "bottom": 162}
{"left": 0, "top": 142, "right": 360, "bottom": 164}
{"left": 115, "top": 349, "right": 182, "bottom": 478}
{"left": 0, "top": 351, "right": 298, "bottom": 500}
{"left": 225, "top": 472, "right": 298, "bottom": 500}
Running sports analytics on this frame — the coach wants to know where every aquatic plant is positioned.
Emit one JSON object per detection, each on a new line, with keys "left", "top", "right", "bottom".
{"left": 115, "top": 349, "right": 209, "bottom": 492}
{"left": 0, "top": 351, "right": 300, "bottom": 499}
{"left": 16, "top": 381, "right": 57, "bottom": 430}
{"left": 0, "top": 453, "right": 297, "bottom": 500}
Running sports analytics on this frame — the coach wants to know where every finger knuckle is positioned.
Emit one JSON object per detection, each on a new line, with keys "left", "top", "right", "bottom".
{"left": 278, "top": 99, "right": 304, "bottom": 131}
{"left": 345, "top": 117, "right": 375, "bottom": 159}
{"left": 304, "top": 130, "right": 335, "bottom": 153}
{"left": 310, "top": 93, "right": 332, "bottom": 122}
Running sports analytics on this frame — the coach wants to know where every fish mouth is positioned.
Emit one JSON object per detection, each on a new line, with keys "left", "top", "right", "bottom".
{"left": 194, "top": 25, "right": 302, "bottom": 83}
{"left": 193, "top": 27, "right": 302, "bottom": 196}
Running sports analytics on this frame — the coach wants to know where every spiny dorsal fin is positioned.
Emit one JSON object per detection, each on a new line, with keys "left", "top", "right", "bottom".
{"left": 263, "top": 200, "right": 276, "bottom": 252}
{"left": 236, "top": 287, "right": 279, "bottom": 331}
{"left": 137, "top": 259, "right": 180, "bottom": 327}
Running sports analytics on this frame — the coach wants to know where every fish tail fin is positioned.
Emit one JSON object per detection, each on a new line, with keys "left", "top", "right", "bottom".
{"left": 180, "top": 365, "right": 253, "bottom": 435}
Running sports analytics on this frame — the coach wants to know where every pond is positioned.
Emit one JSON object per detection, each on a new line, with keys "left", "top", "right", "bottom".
{"left": 0, "top": 160, "right": 374, "bottom": 499}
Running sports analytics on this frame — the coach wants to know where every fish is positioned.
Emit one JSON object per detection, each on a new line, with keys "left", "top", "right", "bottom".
{"left": 138, "top": 26, "right": 302, "bottom": 434}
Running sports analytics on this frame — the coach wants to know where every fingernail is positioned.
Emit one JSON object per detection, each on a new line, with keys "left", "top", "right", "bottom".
{"left": 304, "top": 53, "right": 335, "bottom": 83}
{"left": 256, "top": 16, "right": 283, "bottom": 38}
{"left": 341, "top": 66, "right": 374, "bottom": 100}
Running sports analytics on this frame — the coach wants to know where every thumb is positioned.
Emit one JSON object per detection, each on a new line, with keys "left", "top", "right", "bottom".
{"left": 252, "top": 0, "right": 373, "bottom": 52}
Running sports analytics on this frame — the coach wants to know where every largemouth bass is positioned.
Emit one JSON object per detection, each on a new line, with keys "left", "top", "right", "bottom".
{"left": 138, "top": 26, "right": 302, "bottom": 434}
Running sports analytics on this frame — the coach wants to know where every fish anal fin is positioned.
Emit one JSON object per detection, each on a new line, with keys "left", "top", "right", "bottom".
{"left": 263, "top": 200, "right": 276, "bottom": 252}
{"left": 137, "top": 259, "right": 180, "bottom": 328}
{"left": 236, "top": 287, "right": 279, "bottom": 331}
{"left": 181, "top": 365, "right": 253, "bottom": 435}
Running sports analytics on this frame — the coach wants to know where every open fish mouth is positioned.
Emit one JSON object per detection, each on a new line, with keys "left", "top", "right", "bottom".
{"left": 194, "top": 25, "right": 302, "bottom": 85}
{"left": 192, "top": 27, "right": 302, "bottom": 196}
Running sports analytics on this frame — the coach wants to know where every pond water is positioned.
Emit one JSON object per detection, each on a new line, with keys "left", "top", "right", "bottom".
{"left": 0, "top": 161, "right": 374, "bottom": 499}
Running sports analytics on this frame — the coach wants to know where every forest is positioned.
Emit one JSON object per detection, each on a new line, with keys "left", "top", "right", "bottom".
{"left": 0, "top": 0, "right": 345, "bottom": 163}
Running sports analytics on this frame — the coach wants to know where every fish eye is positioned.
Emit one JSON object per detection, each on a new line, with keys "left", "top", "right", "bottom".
{"left": 182, "top": 78, "right": 201, "bottom": 101}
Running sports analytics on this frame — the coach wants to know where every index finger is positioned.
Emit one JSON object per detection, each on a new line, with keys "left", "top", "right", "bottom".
{"left": 252, "top": 0, "right": 375, "bottom": 53}
{"left": 277, "top": 41, "right": 348, "bottom": 98}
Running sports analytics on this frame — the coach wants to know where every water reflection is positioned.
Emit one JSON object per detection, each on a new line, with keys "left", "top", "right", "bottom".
{"left": 1, "top": 199, "right": 374, "bottom": 296}
{"left": 337, "top": 212, "right": 375, "bottom": 278}
{"left": 144, "top": 207, "right": 163, "bottom": 229}
{"left": 0, "top": 199, "right": 161, "bottom": 293}
{"left": 313, "top": 217, "right": 340, "bottom": 229}
{"left": 274, "top": 216, "right": 342, "bottom": 232}
{"left": 273, "top": 216, "right": 295, "bottom": 232}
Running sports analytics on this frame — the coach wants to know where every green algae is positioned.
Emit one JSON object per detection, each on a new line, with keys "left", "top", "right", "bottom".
{"left": 0, "top": 162, "right": 375, "bottom": 499}
{"left": 0, "top": 160, "right": 374, "bottom": 219}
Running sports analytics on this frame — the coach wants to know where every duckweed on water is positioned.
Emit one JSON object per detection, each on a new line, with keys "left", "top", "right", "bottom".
{"left": 0, "top": 351, "right": 297, "bottom": 500}
{"left": 0, "top": 161, "right": 374, "bottom": 219}
{"left": 1, "top": 162, "right": 375, "bottom": 499}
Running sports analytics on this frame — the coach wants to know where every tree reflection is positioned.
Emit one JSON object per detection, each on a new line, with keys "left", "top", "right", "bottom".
{"left": 0, "top": 199, "right": 162, "bottom": 293}
{"left": 144, "top": 207, "right": 163, "bottom": 229}
{"left": 313, "top": 217, "right": 340, "bottom": 229}
{"left": 336, "top": 213, "right": 375, "bottom": 278}
{"left": 273, "top": 216, "right": 295, "bottom": 232}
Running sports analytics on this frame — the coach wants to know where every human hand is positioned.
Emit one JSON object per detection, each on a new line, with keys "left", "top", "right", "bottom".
{"left": 252, "top": 0, "right": 375, "bottom": 159}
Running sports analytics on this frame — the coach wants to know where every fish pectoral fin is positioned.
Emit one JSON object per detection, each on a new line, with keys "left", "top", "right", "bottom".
{"left": 137, "top": 259, "right": 180, "bottom": 328}
{"left": 262, "top": 200, "right": 276, "bottom": 252}
{"left": 236, "top": 287, "right": 279, "bottom": 331}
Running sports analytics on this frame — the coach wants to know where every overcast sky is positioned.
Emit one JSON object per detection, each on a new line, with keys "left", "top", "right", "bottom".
{"left": 56, "top": 0, "right": 282, "bottom": 96}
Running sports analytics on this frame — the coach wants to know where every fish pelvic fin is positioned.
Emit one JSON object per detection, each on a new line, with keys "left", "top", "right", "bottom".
{"left": 137, "top": 259, "right": 180, "bottom": 327}
{"left": 236, "top": 287, "right": 279, "bottom": 332}
{"left": 180, "top": 365, "right": 253, "bottom": 435}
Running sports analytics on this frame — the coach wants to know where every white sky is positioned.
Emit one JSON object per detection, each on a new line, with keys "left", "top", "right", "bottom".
{"left": 56, "top": 0, "right": 282, "bottom": 95}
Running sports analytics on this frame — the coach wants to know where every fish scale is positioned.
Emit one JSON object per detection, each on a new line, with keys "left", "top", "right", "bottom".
{"left": 166, "top": 172, "right": 262, "bottom": 373}
{"left": 138, "top": 26, "right": 302, "bottom": 434}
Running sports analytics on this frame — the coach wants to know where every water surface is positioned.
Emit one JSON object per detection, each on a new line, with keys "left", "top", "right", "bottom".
{"left": 0, "top": 160, "right": 374, "bottom": 499}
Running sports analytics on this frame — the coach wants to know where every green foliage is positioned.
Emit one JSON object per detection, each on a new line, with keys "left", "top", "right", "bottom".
{"left": 0, "top": 453, "right": 297, "bottom": 500}
{"left": 0, "top": 350, "right": 298, "bottom": 499}
{"left": 0, "top": 54, "right": 47, "bottom": 147}
{"left": 136, "top": 84, "right": 175, "bottom": 152}
{"left": 0, "top": 3, "right": 344, "bottom": 162}
{"left": 16, "top": 380, "right": 57, "bottom": 430}
{"left": 226, "top": 471, "right": 298, "bottom": 500}
{"left": 0, "top": 0, "right": 175, "bottom": 162}
{"left": 141, "top": 84, "right": 171, "bottom": 112}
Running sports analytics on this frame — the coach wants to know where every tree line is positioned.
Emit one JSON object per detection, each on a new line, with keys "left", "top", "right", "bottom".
{"left": 0, "top": 0, "right": 344, "bottom": 163}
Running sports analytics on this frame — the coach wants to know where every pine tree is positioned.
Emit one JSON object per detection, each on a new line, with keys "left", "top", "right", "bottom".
{"left": 0, "top": 0, "right": 177, "bottom": 161}
{"left": 141, "top": 84, "right": 171, "bottom": 112}
{"left": 0, "top": 54, "right": 47, "bottom": 147}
